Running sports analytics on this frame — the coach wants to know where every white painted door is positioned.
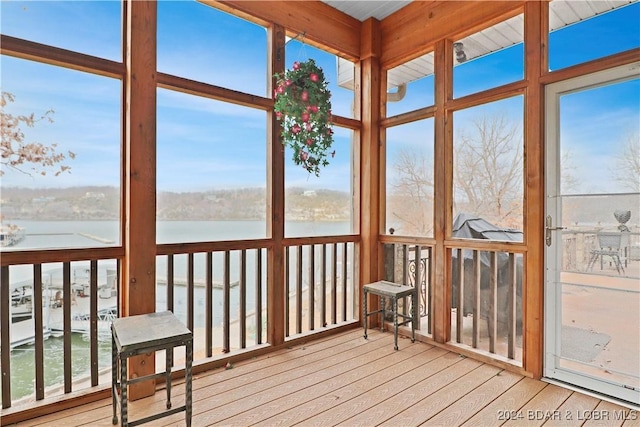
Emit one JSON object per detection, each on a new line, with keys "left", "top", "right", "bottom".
{"left": 544, "top": 62, "right": 640, "bottom": 406}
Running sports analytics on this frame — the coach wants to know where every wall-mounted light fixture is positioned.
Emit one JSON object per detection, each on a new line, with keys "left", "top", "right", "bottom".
{"left": 453, "top": 42, "right": 467, "bottom": 63}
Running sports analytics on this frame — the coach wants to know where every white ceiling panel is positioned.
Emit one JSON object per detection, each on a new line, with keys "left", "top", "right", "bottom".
{"left": 321, "top": 0, "right": 412, "bottom": 21}
{"left": 331, "top": 0, "right": 637, "bottom": 90}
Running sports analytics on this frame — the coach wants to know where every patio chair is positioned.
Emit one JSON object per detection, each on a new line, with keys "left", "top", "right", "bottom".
{"left": 587, "top": 231, "right": 629, "bottom": 274}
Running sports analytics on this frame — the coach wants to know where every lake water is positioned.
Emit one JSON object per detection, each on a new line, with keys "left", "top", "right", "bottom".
{"left": 6, "top": 220, "right": 351, "bottom": 403}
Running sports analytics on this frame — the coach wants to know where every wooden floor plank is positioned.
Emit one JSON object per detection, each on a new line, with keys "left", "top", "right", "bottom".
{"left": 462, "top": 376, "right": 548, "bottom": 427}
{"left": 223, "top": 338, "right": 437, "bottom": 426}
{"left": 8, "top": 329, "right": 636, "bottom": 427}
{"left": 622, "top": 410, "right": 640, "bottom": 427}
{"left": 423, "top": 369, "right": 523, "bottom": 426}
{"left": 17, "top": 329, "right": 369, "bottom": 427}
{"left": 158, "top": 332, "right": 396, "bottom": 425}
{"left": 543, "top": 391, "right": 601, "bottom": 426}
{"left": 378, "top": 363, "right": 503, "bottom": 426}
{"left": 336, "top": 355, "right": 482, "bottom": 427}
{"left": 502, "top": 383, "right": 573, "bottom": 427}
{"left": 581, "top": 400, "right": 630, "bottom": 427}
{"left": 284, "top": 346, "right": 449, "bottom": 426}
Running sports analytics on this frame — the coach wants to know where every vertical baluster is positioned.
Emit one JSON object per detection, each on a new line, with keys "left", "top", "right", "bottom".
{"left": 456, "top": 249, "right": 464, "bottom": 344}
{"left": 489, "top": 251, "right": 498, "bottom": 354}
{"left": 428, "top": 247, "right": 433, "bottom": 335}
{"left": 296, "top": 245, "right": 303, "bottom": 334}
{"left": 90, "top": 260, "right": 98, "bottom": 386}
{"left": 321, "top": 244, "right": 327, "bottom": 327}
{"left": 1, "top": 266, "right": 12, "bottom": 408}
{"left": 308, "top": 244, "right": 315, "bottom": 331}
{"left": 285, "top": 247, "right": 290, "bottom": 337}
{"left": 63, "top": 262, "right": 72, "bottom": 393}
{"left": 331, "top": 243, "right": 337, "bottom": 325}
{"left": 472, "top": 250, "right": 481, "bottom": 348}
{"left": 240, "top": 249, "right": 247, "bottom": 349}
{"left": 167, "top": 254, "right": 174, "bottom": 313}
{"left": 223, "top": 251, "right": 230, "bottom": 353}
{"left": 116, "top": 259, "right": 121, "bottom": 318}
{"left": 255, "top": 248, "right": 263, "bottom": 344}
{"left": 33, "top": 264, "right": 45, "bottom": 400}
{"left": 414, "top": 245, "right": 422, "bottom": 321}
{"left": 402, "top": 244, "right": 408, "bottom": 285}
{"left": 187, "top": 253, "right": 194, "bottom": 332}
{"left": 342, "top": 242, "right": 348, "bottom": 322}
{"left": 206, "top": 252, "right": 213, "bottom": 358}
{"left": 508, "top": 253, "right": 517, "bottom": 359}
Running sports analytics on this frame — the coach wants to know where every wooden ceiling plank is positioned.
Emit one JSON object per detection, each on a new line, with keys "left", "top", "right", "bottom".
{"left": 204, "top": 0, "right": 361, "bottom": 61}
{"left": 380, "top": 1, "right": 524, "bottom": 70}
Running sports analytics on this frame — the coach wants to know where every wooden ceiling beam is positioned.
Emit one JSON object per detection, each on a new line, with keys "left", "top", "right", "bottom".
{"left": 380, "top": 1, "right": 524, "bottom": 69}
{"left": 204, "top": 1, "right": 361, "bottom": 62}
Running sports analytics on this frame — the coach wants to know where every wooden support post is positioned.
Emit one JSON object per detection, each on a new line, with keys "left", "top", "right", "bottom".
{"left": 359, "top": 18, "right": 382, "bottom": 322}
{"left": 123, "top": 0, "right": 157, "bottom": 400}
{"left": 433, "top": 39, "right": 453, "bottom": 344}
{"left": 267, "top": 24, "right": 286, "bottom": 346}
{"left": 523, "top": 0, "right": 547, "bottom": 379}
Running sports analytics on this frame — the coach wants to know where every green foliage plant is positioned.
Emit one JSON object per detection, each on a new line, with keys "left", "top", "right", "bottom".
{"left": 274, "top": 59, "right": 334, "bottom": 176}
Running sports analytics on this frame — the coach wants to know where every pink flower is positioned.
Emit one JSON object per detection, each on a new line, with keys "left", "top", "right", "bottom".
{"left": 275, "top": 111, "right": 283, "bottom": 119}
{"left": 308, "top": 105, "right": 319, "bottom": 113}
{"left": 309, "top": 73, "right": 319, "bottom": 82}
{"left": 293, "top": 61, "right": 300, "bottom": 70}
{"left": 291, "top": 124, "right": 301, "bottom": 134}
{"left": 306, "top": 139, "right": 313, "bottom": 146}
{"left": 300, "top": 151, "right": 308, "bottom": 161}
{"left": 301, "top": 112, "right": 310, "bottom": 122}
{"left": 301, "top": 91, "right": 309, "bottom": 102}
{"left": 285, "top": 79, "right": 293, "bottom": 86}
{"left": 276, "top": 85, "right": 285, "bottom": 95}
{"left": 305, "top": 123, "right": 312, "bottom": 132}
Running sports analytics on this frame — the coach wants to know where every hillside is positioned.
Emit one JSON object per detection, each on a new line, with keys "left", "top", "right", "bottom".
{"left": 0, "top": 186, "right": 351, "bottom": 221}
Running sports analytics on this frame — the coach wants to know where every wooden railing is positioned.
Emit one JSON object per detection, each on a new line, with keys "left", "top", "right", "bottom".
{"left": 1, "top": 236, "right": 359, "bottom": 409}
{"left": 283, "top": 236, "right": 358, "bottom": 339}
{"left": 1, "top": 250, "right": 122, "bottom": 409}
{"left": 449, "top": 245, "right": 524, "bottom": 365}
{"left": 156, "top": 240, "right": 271, "bottom": 359}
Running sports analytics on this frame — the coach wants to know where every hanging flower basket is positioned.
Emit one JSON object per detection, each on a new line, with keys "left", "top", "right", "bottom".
{"left": 274, "top": 59, "right": 334, "bottom": 176}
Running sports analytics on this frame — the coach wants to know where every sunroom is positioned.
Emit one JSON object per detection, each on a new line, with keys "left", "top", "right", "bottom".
{"left": 1, "top": 0, "right": 639, "bottom": 425}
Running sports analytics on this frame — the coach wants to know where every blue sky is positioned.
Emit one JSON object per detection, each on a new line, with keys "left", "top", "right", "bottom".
{"left": 1, "top": 0, "right": 638, "bottom": 194}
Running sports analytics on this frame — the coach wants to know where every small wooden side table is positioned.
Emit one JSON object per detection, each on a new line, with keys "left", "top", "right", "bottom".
{"left": 363, "top": 280, "right": 417, "bottom": 350}
{"left": 111, "top": 311, "right": 193, "bottom": 427}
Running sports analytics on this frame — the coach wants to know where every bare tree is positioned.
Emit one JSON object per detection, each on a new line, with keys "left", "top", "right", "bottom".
{"left": 388, "top": 148, "right": 434, "bottom": 235}
{"left": 1, "top": 91, "right": 75, "bottom": 177}
{"left": 611, "top": 132, "right": 640, "bottom": 192}
{"left": 453, "top": 114, "right": 523, "bottom": 229}
{"left": 561, "top": 148, "right": 579, "bottom": 194}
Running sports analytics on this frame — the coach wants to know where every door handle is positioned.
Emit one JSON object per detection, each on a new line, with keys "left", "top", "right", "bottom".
{"left": 545, "top": 215, "right": 566, "bottom": 246}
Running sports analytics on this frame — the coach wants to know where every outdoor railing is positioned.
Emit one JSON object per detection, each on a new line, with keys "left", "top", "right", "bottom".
{"left": 1, "top": 236, "right": 359, "bottom": 409}
{"left": 156, "top": 241, "right": 271, "bottom": 360}
{"left": 449, "top": 245, "right": 524, "bottom": 365}
{"left": 284, "top": 236, "right": 358, "bottom": 339}
{"left": 1, "top": 251, "right": 121, "bottom": 409}
{"left": 382, "top": 242, "right": 433, "bottom": 335}
{"left": 561, "top": 230, "right": 640, "bottom": 275}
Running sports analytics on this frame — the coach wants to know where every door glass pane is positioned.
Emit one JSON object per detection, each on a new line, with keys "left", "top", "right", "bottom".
{"left": 556, "top": 77, "right": 640, "bottom": 399}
